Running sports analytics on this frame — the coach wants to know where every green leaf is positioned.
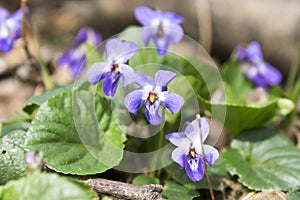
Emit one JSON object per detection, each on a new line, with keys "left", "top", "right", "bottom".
{"left": 86, "top": 42, "right": 104, "bottom": 69}
{"left": 235, "top": 127, "right": 277, "bottom": 142}
{"left": 118, "top": 25, "right": 143, "bottom": 45}
{"left": 198, "top": 96, "right": 278, "bottom": 135}
{"left": 290, "top": 77, "right": 300, "bottom": 103}
{"left": 0, "top": 130, "right": 27, "bottom": 184}
{"left": 129, "top": 48, "right": 164, "bottom": 69}
{"left": 26, "top": 90, "right": 126, "bottom": 175}
{"left": 223, "top": 134, "right": 300, "bottom": 191}
{"left": 0, "top": 173, "right": 97, "bottom": 200}
{"left": 23, "top": 81, "right": 89, "bottom": 114}
{"left": 221, "top": 60, "right": 253, "bottom": 104}
{"left": 132, "top": 175, "right": 159, "bottom": 185}
{"left": 1, "top": 121, "right": 30, "bottom": 138}
{"left": 288, "top": 191, "right": 300, "bottom": 200}
{"left": 162, "top": 181, "right": 199, "bottom": 200}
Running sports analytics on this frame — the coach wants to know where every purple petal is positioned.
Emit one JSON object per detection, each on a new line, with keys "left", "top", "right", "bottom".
{"left": 260, "top": 62, "right": 282, "bottom": 86}
{"left": 105, "top": 38, "right": 139, "bottom": 64}
{"left": 185, "top": 118, "right": 210, "bottom": 144}
{"left": 159, "top": 91, "right": 184, "bottom": 114}
{"left": 184, "top": 119, "right": 200, "bottom": 142}
{"left": 86, "top": 62, "right": 108, "bottom": 85}
{"left": 141, "top": 27, "right": 155, "bottom": 46}
{"left": 86, "top": 29, "right": 102, "bottom": 46}
{"left": 69, "top": 56, "right": 85, "bottom": 77}
{"left": 0, "top": 8, "right": 9, "bottom": 20}
{"left": 9, "top": 9, "right": 23, "bottom": 35}
{"left": 124, "top": 90, "right": 145, "bottom": 114}
{"left": 0, "top": 37, "right": 14, "bottom": 53}
{"left": 25, "top": 151, "right": 36, "bottom": 166}
{"left": 171, "top": 147, "right": 189, "bottom": 169}
{"left": 165, "top": 132, "right": 190, "bottom": 147}
{"left": 73, "top": 28, "right": 101, "bottom": 48}
{"left": 165, "top": 23, "right": 184, "bottom": 44}
{"left": 57, "top": 50, "right": 70, "bottom": 68}
{"left": 236, "top": 46, "right": 248, "bottom": 62}
{"left": 118, "top": 64, "right": 134, "bottom": 87}
{"left": 203, "top": 145, "right": 219, "bottom": 166}
{"left": 133, "top": 71, "right": 154, "bottom": 87}
{"left": 73, "top": 28, "right": 88, "bottom": 47}
{"left": 102, "top": 73, "right": 121, "bottom": 96}
{"left": 145, "top": 100, "right": 161, "bottom": 125}
{"left": 154, "top": 70, "right": 176, "bottom": 88}
{"left": 245, "top": 65, "right": 258, "bottom": 80}
{"left": 251, "top": 74, "right": 268, "bottom": 89}
{"left": 161, "top": 11, "right": 184, "bottom": 24}
{"left": 185, "top": 156, "right": 205, "bottom": 182}
{"left": 153, "top": 35, "right": 169, "bottom": 56}
{"left": 134, "top": 6, "right": 158, "bottom": 26}
{"left": 200, "top": 118, "right": 210, "bottom": 142}
{"left": 246, "top": 41, "right": 263, "bottom": 62}
{"left": 11, "top": 8, "right": 23, "bottom": 20}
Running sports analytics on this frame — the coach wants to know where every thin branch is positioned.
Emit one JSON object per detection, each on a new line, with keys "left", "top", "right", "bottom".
{"left": 21, "top": 0, "right": 37, "bottom": 70}
{"left": 84, "top": 178, "right": 165, "bottom": 200}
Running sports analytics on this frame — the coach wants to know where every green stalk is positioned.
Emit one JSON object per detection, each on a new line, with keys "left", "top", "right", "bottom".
{"left": 197, "top": 114, "right": 215, "bottom": 200}
{"left": 32, "top": 26, "right": 55, "bottom": 91}
{"left": 286, "top": 44, "right": 300, "bottom": 95}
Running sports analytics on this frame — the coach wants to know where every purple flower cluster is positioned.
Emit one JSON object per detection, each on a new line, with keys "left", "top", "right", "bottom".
{"left": 166, "top": 117, "right": 219, "bottom": 182}
{"left": 83, "top": 6, "right": 218, "bottom": 182}
{"left": 124, "top": 70, "right": 184, "bottom": 125}
{"left": 58, "top": 28, "right": 101, "bottom": 77}
{"left": 236, "top": 41, "right": 282, "bottom": 89}
{"left": 86, "top": 38, "right": 184, "bottom": 125}
{"left": 134, "top": 6, "right": 184, "bottom": 56}
{"left": 0, "top": 8, "right": 23, "bottom": 53}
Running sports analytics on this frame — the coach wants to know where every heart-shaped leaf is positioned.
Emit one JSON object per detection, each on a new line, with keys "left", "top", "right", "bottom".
{"left": 223, "top": 134, "right": 300, "bottom": 191}
{"left": 26, "top": 90, "right": 126, "bottom": 175}
{"left": 198, "top": 96, "right": 278, "bottom": 135}
{"left": 23, "top": 81, "right": 89, "bottom": 114}
{"left": 0, "top": 173, "right": 97, "bottom": 200}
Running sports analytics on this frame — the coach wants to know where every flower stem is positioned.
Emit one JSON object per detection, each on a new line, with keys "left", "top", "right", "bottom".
{"left": 286, "top": 44, "right": 300, "bottom": 95}
{"left": 32, "top": 26, "right": 55, "bottom": 90}
{"left": 21, "top": 0, "right": 54, "bottom": 90}
{"left": 154, "top": 109, "right": 166, "bottom": 177}
{"left": 196, "top": 114, "right": 215, "bottom": 200}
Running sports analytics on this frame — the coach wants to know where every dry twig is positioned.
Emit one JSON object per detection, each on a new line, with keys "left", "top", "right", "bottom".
{"left": 84, "top": 178, "right": 165, "bottom": 200}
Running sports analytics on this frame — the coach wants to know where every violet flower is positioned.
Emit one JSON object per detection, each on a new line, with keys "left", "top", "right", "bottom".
{"left": 0, "top": 8, "right": 23, "bottom": 53}
{"left": 25, "top": 151, "right": 44, "bottom": 173}
{"left": 134, "top": 6, "right": 184, "bottom": 56}
{"left": 236, "top": 41, "right": 282, "bottom": 89}
{"left": 124, "top": 70, "right": 184, "bottom": 125}
{"left": 166, "top": 117, "right": 219, "bottom": 182}
{"left": 86, "top": 38, "right": 139, "bottom": 96}
{"left": 57, "top": 28, "right": 102, "bottom": 77}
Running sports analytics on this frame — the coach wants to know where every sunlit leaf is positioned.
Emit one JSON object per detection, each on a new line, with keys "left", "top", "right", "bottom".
{"left": 162, "top": 181, "right": 199, "bottom": 200}
{"left": 198, "top": 96, "right": 278, "bottom": 135}
{"left": 0, "top": 173, "right": 97, "bottom": 200}
{"left": 223, "top": 134, "right": 300, "bottom": 191}
{"left": 26, "top": 90, "right": 126, "bottom": 175}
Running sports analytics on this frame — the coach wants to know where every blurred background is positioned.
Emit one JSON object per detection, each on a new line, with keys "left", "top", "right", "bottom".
{"left": 0, "top": 0, "right": 300, "bottom": 120}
